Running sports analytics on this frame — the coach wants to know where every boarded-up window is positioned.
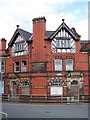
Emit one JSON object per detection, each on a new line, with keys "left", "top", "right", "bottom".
{"left": 51, "top": 86, "right": 63, "bottom": 96}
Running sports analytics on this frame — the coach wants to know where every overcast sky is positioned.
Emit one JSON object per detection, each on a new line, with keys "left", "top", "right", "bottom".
{"left": 0, "top": 0, "right": 89, "bottom": 45}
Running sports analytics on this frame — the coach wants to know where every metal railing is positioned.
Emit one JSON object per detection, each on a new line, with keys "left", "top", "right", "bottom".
{"left": 2, "top": 94, "right": 90, "bottom": 103}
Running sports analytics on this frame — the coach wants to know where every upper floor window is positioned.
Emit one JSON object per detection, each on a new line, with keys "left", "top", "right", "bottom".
{"left": 21, "top": 60, "right": 27, "bottom": 72}
{"left": 54, "top": 58, "right": 73, "bottom": 71}
{"left": 0, "top": 60, "right": 5, "bottom": 73}
{"left": 15, "top": 43, "right": 24, "bottom": 52}
{"left": 14, "top": 61, "right": 19, "bottom": 72}
{"left": 51, "top": 37, "right": 76, "bottom": 53}
{"left": 66, "top": 59, "right": 73, "bottom": 71}
{"left": 56, "top": 39, "right": 71, "bottom": 49}
{"left": 54, "top": 59, "right": 62, "bottom": 71}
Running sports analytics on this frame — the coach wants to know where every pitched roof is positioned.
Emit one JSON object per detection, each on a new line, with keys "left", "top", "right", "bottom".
{"left": 8, "top": 28, "right": 54, "bottom": 47}
{"left": 45, "top": 31, "right": 55, "bottom": 39}
{"left": 49, "top": 22, "right": 81, "bottom": 40}
{"left": 8, "top": 28, "right": 32, "bottom": 46}
{"left": 19, "top": 29, "right": 32, "bottom": 40}
{"left": 8, "top": 20, "right": 81, "bottom": 47}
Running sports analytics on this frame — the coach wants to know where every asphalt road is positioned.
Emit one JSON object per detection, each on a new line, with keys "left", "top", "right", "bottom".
{"left": 2, "top": 102, "right": 89, "bottom": 118}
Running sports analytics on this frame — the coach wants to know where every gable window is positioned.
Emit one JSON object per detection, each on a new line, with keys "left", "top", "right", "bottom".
{"left": 66, "top": 59, "right": 73, "bottom": 71}
{"left": 21, "top": 60, "right": 27, "bottom": 72}
{"left": 14, "top": 61, "right": 19, "bottom": 72}
{"left": 15, "top": 42, "right": 24, "bottom": 52}
{"left": 56, "top": 39, "right": 71, "bottom": 48}
{"left": 51, "top": 34, "right": 76, "bottom": 54}
{"left": 54, "top": 59, "right": 62, "bottom": 71}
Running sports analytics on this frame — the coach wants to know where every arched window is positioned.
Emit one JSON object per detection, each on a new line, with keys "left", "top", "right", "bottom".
{"left": 71, "top": 80, "right": 78, "bottom": 85}
{"left": 22, "top": 80, "right": 30, "bottom": 86}
{"left": 12, "top": 81, "right": 17, "bottom": 86}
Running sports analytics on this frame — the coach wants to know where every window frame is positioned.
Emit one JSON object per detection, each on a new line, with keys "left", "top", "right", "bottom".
{"left": 21, "top": 60, "right": 27, "bottom": 72}
{"left": 66, "top": 58, "right": 73, "bottom": 71}
{"left": 14, "top": 61, "right": 20, "bottom": 72}
{"left": 0, "top": 60, "right": 5, "bottom": 73}
{"left": 56, "top": 39, "right": 71, "bottom": 49}
{"left": 15, "top": 42, "right": 24, "bottom": 52}
{"left": 54, "top": 59, "right": 62, "bottom": 71}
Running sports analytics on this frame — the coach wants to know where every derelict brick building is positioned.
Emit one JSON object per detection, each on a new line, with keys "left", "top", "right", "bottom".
{"left": 0, "top": 17, "right": 89, "bottom": 102}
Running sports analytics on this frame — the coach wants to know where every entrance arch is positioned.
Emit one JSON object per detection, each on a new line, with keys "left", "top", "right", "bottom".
{"left": 70, "top": 80, "right": 79, "bottom": 96}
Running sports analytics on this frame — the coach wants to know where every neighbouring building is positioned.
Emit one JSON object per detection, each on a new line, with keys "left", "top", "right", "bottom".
{"left": 0, "top": 17, "right": 89, "bottom": 102}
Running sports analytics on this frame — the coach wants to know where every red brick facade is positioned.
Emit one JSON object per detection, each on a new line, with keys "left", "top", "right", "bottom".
{"left": 0, "top": 17, "right": 89, "bottom": 102}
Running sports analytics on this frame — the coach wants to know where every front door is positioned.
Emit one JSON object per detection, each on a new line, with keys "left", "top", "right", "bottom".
{"left": 9, "top": 80, "right": 18, "bottom": 96}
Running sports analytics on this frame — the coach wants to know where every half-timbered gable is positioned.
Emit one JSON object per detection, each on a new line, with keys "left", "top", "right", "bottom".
{"left": 8, "top": 27, "right": 32, "bottom": 57}
{"left": 50, "top": 19, "right": 81, "bottom": 53}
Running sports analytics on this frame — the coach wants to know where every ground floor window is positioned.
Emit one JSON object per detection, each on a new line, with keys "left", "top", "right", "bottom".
{"left": 21, "top": 80, "right": 30, "bottom": 95}
{"left": 48, "top": 80, "right": 63, "bottom": 96}
{"left": 51, "top": 86, "right": 63, "bottom": 96}
{"left": 8, "top": 79, "right": 30, "bottom": 96}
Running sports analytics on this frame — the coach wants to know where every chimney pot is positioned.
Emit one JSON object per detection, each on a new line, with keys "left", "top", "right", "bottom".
{"left": 33, "top": 16, "right": 46, "bottom": 23}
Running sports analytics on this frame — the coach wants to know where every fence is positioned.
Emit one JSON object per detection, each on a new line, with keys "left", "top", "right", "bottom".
{"left": 2, "top": 94, "right": 90, "bottom": 103}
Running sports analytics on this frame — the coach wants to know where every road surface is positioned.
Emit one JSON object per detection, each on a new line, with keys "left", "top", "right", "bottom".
{"left": 2, "top": 102, "right": 89, "bottom": 118}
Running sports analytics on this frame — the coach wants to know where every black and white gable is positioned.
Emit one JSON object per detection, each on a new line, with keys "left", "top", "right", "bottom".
{"left": 49, "top": 19, "right": 81, "bottom": 53}
{"left": 49, "top": 19, "right": 81, "bottom": 40}
{"left": 8, "top": 26, "right": 32, "bottom": 57}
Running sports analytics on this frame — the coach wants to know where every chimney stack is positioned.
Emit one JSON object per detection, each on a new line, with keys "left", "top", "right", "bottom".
{"left": 0, "top": 38, "right": 7, "bottom": 55}
{"left": 32, "top": 16, "right": 46, "bottom": 62}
